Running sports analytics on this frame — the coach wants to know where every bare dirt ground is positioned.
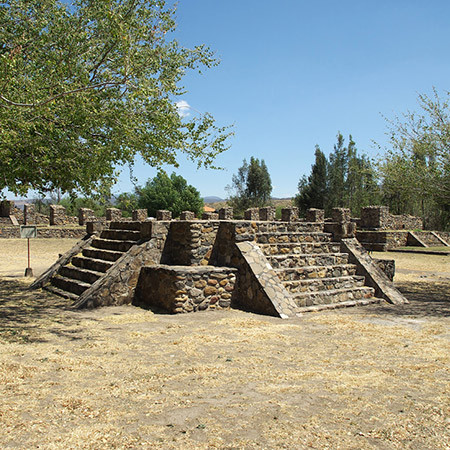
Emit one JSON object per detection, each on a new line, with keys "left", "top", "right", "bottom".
{"left": 0, "top": 242, "right": 449, "bottom": 449}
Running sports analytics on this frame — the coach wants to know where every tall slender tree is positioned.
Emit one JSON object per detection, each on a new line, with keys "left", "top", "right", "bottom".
{"left": 227, "top": 157, "right": 272, "bottom": 216}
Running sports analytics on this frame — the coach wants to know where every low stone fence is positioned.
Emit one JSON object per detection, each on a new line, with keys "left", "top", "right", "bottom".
{"left": 0, "top": 226, "right": 86, "bottom": 239}
{"left": 133, "top": 265, "right": 237, "bottom": 313}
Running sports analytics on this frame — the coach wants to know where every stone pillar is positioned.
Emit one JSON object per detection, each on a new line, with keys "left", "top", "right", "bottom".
{"left": 156, "top": 210, "right": 172, "bottom": 221}
{"left": 78, "top": 208, "right": 95, "bottom": 226}
{"left": 244, "top": 208, "right": 259, "bottom": 220}
{"left": 202, "top": 212, "right": 219, "bottom": 220}
{"left": 106, "top": 208, "right": 122, "bottom": 222}
{"left": 325, "top": 207, "right": 355, "bottom": 239}
{"left": 24, "top": 204, "right": 36, "bottom": 225}
{"left": 86, "top": 220, "right": 104, "bottom": 235}
{"left": 259, "top": 207, "right": 276, "bottom": 221}
{"left": 306, "top": 208, "right": 325, "bottom": 222}
{"left": 218, "top": 207, "right": 233, "bottom": 220}
{"left": 360, "top": 206, "right": 390, "bottom": 230}
{"left": 0, "top": 200, "right": 14, "bottom": 217}
{"left": 332, "top": 208, "right": 351, "bottom": 224}
{"left": 132, "top": 209, "right": 148, "bottom": 221}
{"left": 180, "top": 211, "right": 195, "bottom": 220}
{"left": 49, "top": 205, "right": 66, "bottom": 225}
{"left": 281, "top": 207, "right": 298, "bottom": 222}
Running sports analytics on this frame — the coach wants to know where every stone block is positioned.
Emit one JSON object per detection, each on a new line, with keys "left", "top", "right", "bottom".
{"left": 0, "top": 200, "right": 14, "bottom": 217}
{"left": 244, "top": 208, "right": 259, "bottom": 220}
{"left": 78, "top": 208, "right": 95, "bottom": 226}
{"left": 180, "top": 211, "right": 195, "bottom": 220}
{"left": 332, "top": 208, "right": 351, "bottom": 224}
{"left": 306, "top": 208, "right": 325, "bottom": 222}
{"left": 202, "top": 212, "right": 219, "bottom": 220}
{"left": 24, "top": 204, "right": 36, "bottom": 225}
{"left": 259, "top": 207, "right": 276, "bottom": 221}
{"left": 218, "top": 207, "right": 233, "bottom": 220}
{"left": 281, "top": 207, "right": 299, "bottom": 222}
{"left": 132, "top": 209, "right": 148, "bottom": 221}
{"left": 156, "top": 210, "right": 172, "bottom": 221}
{"left": 106, "top": 208, "right": 122, "bottom": 222}
{"left": 49, "top": 205, "right": 67, "bottom": 226}
{"left": 86, "top": 220, "right": 104, "bottom": 235}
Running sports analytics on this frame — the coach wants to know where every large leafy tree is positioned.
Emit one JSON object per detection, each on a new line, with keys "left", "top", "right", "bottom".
{"left": 137, "top": 172, "right": 203, "bottom": 218}
{"left": 227, "top": 157, "right": 272, "bottom": 216}
{"left": 0, "top": 0, "right": 231, "bottom": 196}
{"left": 378, "top": 89, "right": 450, "bottom": 229}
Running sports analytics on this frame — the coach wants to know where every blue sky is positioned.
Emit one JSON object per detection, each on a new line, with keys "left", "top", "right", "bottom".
{"left": 6, "top": 0, "right": 450, "bottom": 200}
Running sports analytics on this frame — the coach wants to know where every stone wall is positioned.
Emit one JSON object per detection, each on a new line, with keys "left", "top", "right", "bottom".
{"left": 133, "top": 265, "right": 237, "bottom": 313}
{"left": 356, "top": 230, "right": 409, "bottom": 251}
{"left": 360, "top": 206, "right": 422, "bottom": 230}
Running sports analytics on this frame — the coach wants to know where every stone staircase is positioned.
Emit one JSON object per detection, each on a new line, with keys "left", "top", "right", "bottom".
{"left": 46, "top": 221, "right": 143, "bottom": 301}
{"left": 255, "top": 222, "right": 381, "bottom": 312}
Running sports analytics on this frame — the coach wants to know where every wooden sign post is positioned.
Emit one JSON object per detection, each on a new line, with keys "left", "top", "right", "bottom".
{"left": 20, "top": 225, "right": 37, "bottom": 277}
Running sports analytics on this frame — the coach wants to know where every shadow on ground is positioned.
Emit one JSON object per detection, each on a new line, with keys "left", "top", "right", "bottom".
{"left": 0, "top": 278, "right": 92, "bottom": 343}
{"left": 348, "top": 280, "right": 450, "bottom": 318}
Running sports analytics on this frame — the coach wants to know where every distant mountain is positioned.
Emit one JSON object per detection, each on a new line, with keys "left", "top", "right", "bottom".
{"left": 203, "top": 196, "right": 224, "bottom": 204}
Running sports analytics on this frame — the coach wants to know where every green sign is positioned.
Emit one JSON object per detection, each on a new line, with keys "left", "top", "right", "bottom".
{"left": 20, "top": 225, "right": 37, "bottom": 239}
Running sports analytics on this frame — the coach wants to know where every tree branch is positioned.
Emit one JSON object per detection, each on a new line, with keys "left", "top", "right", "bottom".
{"left": 0, "top": 81, "right": 123, "bottom": 108}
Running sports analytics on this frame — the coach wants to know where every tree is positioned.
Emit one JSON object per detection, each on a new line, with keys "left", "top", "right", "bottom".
{"left": 296, "top": 134, "right": 380, "bottom": 216}
{"left": 378, "top": 89, "right": 450, "bottom": 229}
{"left": 227, "top": 157, "right": 272, "bottom": 216}
{"left": 136, "top": 172, "right": 203, "bottom": 218}
{"left": 295, "top": 146, "right": 328, "bottom": 214}
{"left": 0, "top": 0, "right": 231, "bottom": 197}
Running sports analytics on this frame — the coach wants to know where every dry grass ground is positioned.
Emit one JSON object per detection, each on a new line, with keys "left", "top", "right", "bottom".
{"left": 0, "top": 242, "right": 448, "bottom": 449}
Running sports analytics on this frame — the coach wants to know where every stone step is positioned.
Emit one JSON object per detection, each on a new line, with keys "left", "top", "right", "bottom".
{"left": 45, "top": 285, "right": 79, "bottom": 301}
{"left": 260, "top": 242, "right": 341, "bottom": 256}
{"left": 100, "top": 229, "right": 141, "bottom": 241}
{"left": 109, "top": 221, "right": 142, "bottom": 231}
{"left": 82, "top": 248, "right": 124, "bottom": 262}
{"left": 293, "top": 286, "right": 375, "bottom": 308}
{"left": 267, "top": 253, "right": 349, "bottom": 269}
{"left": 254, "top": 222, "right": 323, "bottom": 233}
{"left": 72, "top": 255, "right": 114, "bottom": 273}
{"left": 274, "top": 264, "right": 358, "bottom": 281}
{"left": 256, "top": 232, "right": 332, "bottom": 244}
{"left": 91, "top": 238, "right": 136, "bottom": 252}
{"left": 295, "top": 297, "right": 382, "bottom": 314}
{"left": 50, "top": 275, "right": 92, "bottom": 296}
{"left": 283, "top": 275, "right": 366, "bottom": 294}
{"left": 60, "top": 265, "right": 103, "bottom": 284}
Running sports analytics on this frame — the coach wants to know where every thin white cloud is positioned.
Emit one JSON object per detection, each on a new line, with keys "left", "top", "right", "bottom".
{"left": 175, "top": 100, "right": 191, "bottom": 118}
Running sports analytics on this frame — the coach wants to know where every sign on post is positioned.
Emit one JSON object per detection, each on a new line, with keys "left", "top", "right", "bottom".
{"left": 20, "top": 226, "right": 37, "bottom": 276}
{"left": 20, "top": 225, "right": 37, "bottom": 238}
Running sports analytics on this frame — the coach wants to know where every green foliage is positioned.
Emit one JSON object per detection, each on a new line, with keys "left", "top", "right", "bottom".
{"left": 115, "top": 192, "right": 139, "bottom": 218}
{"left": 136, "top": 172, "right": 203, "bottom": 218}
{"left": 0, "top": 0, "right": 231, "bottom": 197}
{"left": 378, "top": 89, "right": 450, "bottom": 230}
{"left": 296, "top": 134, "right": 380, "bottom": 216}
{"left": 58, "top": 196, "right": 107, "bottom": 217}
{"left": 295, "top": 146, "right": 328, "bottom": 215}
{"left": 227, "top": 157, "right": 272, "bottom": 217}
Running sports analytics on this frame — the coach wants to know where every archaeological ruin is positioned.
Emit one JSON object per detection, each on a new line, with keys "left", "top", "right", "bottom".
{"left": 28, "top": 205, "right": 417, "bottom": 318}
